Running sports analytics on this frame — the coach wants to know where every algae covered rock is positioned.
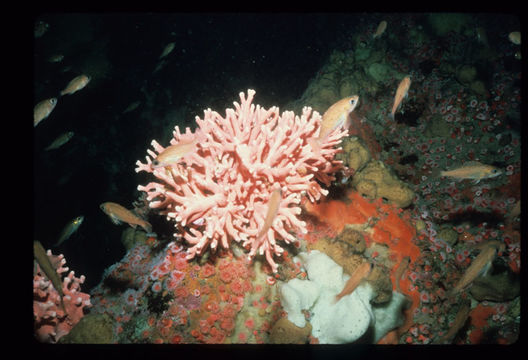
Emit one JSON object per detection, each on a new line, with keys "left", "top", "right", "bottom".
{"left": 437, "top": 226, "right": 458, "bottom": 247}
{"left": 308, "top": 235, "right": 364, "bottom": 276}
{"left": 367, "top": 63, "right": 391, "bottom": 83}
{"left": 366, "top": 265, "right": 393, "bottom": 304}
{"left": 338, "top": 136, "right": 371, "bottom": 174}
{"left": 269, "top": 317, "right": 312, "bottom": 344}
{"left": 469, "top": 266, "right": 520, "bottom": 302}
{"left": 438, "top": 61, "right": 456, "bottom": 76}
{"left": 424, "top": 114, "right": 451, "bottom": 138}
{"left": 456, "top": 64, "right": 477, "bottom": 85}
{"left": 335, "top": 225, "right": 367, "bottom": 254}
{"left": 352, "top": 160, "right": 415, "bottom": 208}
{"left": 427, "top": 13, "right": 471, "bottom": 37}
{"left": 59, "top": 313, "right": 115, "bottom": 344}
{"left": 469, "top": 80, "right": 488, "bottom": 97}
{"left": 121, "top": 227, "right": 148, "bottom": 251}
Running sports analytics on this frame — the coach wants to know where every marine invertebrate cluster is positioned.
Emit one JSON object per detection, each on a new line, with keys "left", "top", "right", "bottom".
{"left": 89, "top": 236, "right": 284, "bottom": 344}
{"left": 136, "top": 89, "right": 347, "bottom": 272}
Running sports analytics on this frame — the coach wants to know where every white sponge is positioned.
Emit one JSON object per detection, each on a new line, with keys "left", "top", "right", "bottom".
{"left": 280, "top": 250, "right": 376, "bottom": 344}
{"left": 280, "top": 278, "right": 320, "bottom": 328}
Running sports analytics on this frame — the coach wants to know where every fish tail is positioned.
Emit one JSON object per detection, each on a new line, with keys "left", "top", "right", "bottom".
{"left": 54, "top": 235, "right": 66, "bottom": 247}
{"left": 446, "top": 287, "right": 459, "bottom": 299}
{"left": 430, "top": 168, "right": 443, "bottom": 179}
{"left": 142, "top": 221, "right": 153, "bottom": 233}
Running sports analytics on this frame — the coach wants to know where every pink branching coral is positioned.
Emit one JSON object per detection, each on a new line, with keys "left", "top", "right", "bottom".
{"left": 33, "top": 249, "right": 91, "bottom": 343}
{"left": 135, "top": 89, "right": 347, "bottom": 271}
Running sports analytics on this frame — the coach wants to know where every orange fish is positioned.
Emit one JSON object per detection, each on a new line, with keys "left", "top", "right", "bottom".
{"left": 440, "top": 161, "right": 501, "bottom": 184}
{"left": 449, "top": 241, "right": 503, "bottom": 297}
{"left": 255, "top": 187, "right": 282, "bottom": 243}
{"left": 100, "top": 202, "right": 152, "bottom": 233}
{"left": 60, "top": 74, "right": 91, "bottom": 96}
{"left": 390, "top": 76, "right": 411, "bottom": 119}
{"left": 373, "top": 20, "right": 387, "bottom": 39}
{"left": 308, "top": 95, "right": 359, "bottom": 153}
{"left": 433, "top": 302, "right": 471, "bottom": 344}
{"left": 335, "top": 261, "right": 373, "bottom": 302}
{"left": 152, "top": 139, "right": 198, "bottom": 168}
{"left": 34, "top": 98, "right": 57, "bottom": 127}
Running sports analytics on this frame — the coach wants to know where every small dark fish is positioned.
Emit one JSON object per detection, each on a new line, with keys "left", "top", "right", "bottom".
{"left": 55, "top": 216, "right": 84, "bottom": 246}
{"left": 60, "top": 74, "right": 91, "bottom": 96}
{"left": 45, "top": 131, "right": 74, "bottom": 151}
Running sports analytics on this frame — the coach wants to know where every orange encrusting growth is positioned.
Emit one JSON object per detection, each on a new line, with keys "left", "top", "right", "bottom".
{"left": 468, "top": 304, "right": 496, "bottom": 344}
{"left": 372, "top": 212, "right": 419, "bottom": 262}
{"left": 377, "top": 329, "right": 399, "bottom": 344}
{"left": 303, "top": 190, "right": 380, "bottom": 234}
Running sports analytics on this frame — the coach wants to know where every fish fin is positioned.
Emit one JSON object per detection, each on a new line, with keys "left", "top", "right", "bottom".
{"left": 464, "top": 161, "right": 483, "bottom": 166}
{"left": 473, "top": 179, "right": 480, "bottom": 184}
{"left": 109, "top": 215, "right": 122, "bottom": 225}
{"left": 479, "top": 260, "right": 493, "bottom": 277}
{"left": 142, "top": 222, "right": 153, "bottom": 233}
{"left": 445, "top": 288, "right": 456, "bottom": 299}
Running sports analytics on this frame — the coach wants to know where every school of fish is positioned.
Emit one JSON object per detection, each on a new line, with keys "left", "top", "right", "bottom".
{"left": 33, "top": 17, "right": 517, "bottom": 344}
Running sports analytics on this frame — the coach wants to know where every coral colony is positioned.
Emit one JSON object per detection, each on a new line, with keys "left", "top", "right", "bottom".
{"left": 135, "top": 90, "right": 347, "bottom": 272}
{"left": 33, "top": 250, "right": 91, "bottom": 343}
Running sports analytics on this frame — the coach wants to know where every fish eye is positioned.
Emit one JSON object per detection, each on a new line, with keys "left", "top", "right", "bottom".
{"left": 350, "top": 99, "right": 356, "bottom": 105}
{"left": 152, "top": 160, "right": 160, "bottom": 166}
{"left": 492, "top": 169, "right": 498, "bottom": 173}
